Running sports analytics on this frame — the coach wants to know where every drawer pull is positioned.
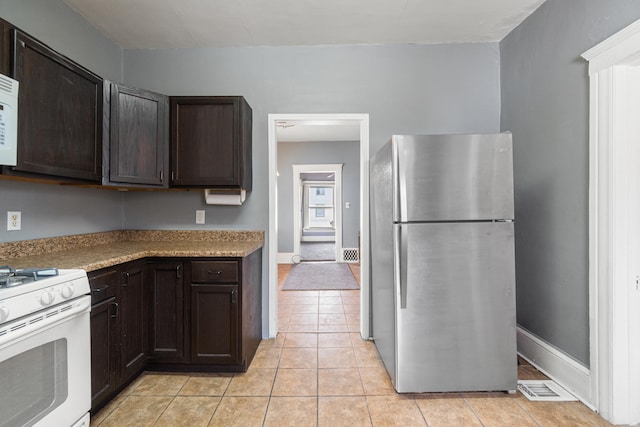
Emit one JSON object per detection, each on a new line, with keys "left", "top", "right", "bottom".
{"left": 91, "top": 285, "right": 109, "bottom": 293}
{"left": 208, "top": 270, "right": 223, "bottom": 275}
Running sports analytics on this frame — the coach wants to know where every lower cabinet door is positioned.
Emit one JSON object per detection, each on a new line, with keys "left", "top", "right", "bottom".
{"left": 148, "top": 262, "right": 184, "bottom": 362}
{"left": 90, "top": 297, "right": 117, "bottom": 411}
{"left": 118, "top": 262, "right": 148, "bottom": 385}
{"left": 190, "top": 283, "right": 239, "bottom": 364}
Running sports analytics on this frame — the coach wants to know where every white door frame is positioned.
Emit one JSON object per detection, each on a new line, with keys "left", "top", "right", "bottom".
{"left": 268, "top": 113, "right": 370, "bottom": 339}
{"left": 582, "top": 19, "right": 640, "bottom": 425}
{"left": 293, "top": 164, "right": 343, "bottom": 261}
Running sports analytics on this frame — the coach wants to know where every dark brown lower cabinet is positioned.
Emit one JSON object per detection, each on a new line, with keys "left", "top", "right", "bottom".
{"left": 88, "top": 268, "right": 119, "bottom": 412}
{"left": 118, "top": 261, "right": 148, "bottom": 385}
{"left": 186, "top": 250, "right": 262, "bottom": 370}
{"left": 89, "top": 249, "right": 262, "bottom": 412}
{"left": 190, "top": 283, "right": 239, "bottom": 364}
{"left": 148, "top": 262, "right": 184, "bottom": 362}
{"left": 89, "top": 261, "right": 147, "bottom": 413}
{"left": 90, "top": 296, "right": 117, "bottom": 411}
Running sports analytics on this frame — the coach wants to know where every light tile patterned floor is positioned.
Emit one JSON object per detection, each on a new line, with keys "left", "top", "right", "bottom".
{"left": 90, "top": 264, "right": 612, "bottom": 426}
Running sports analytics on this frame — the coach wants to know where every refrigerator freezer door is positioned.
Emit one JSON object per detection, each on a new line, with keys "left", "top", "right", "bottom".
{"left": 394, "top": 221, "right": 517, "bottom": 393}
{"left": 393, "top": 134, "right": 514, "bottom": 222}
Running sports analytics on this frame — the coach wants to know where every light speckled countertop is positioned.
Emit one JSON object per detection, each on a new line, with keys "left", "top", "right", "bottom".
{"left": 0, "top": 230, "right": 264, "bottom": 272}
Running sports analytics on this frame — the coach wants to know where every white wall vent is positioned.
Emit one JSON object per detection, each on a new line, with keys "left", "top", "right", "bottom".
{"left": 517, "top": 380, "right": 577, "bottom": 402}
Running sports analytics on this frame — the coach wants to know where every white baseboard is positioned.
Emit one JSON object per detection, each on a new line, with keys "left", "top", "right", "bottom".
{"left": 277, "top": 253, "right": 295, "bottom": 264}
{"left": 301, "top": 236, "right": 335, "bottom": 242}
{"left": 517, "top": 326, "right": 593, "bottom": 409}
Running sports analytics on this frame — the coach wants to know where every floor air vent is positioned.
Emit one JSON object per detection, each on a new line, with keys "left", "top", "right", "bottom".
{"left": 342, "top": 248, "right": 360, "bottom": 263}
{"left": 517, "top": 380, "right": 577, "bottom": 402}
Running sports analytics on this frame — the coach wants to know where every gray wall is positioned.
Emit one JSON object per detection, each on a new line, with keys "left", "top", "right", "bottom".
{"left": 122, "top": 43, "right": 502, "bottom": 336}
{"left": 277, "top": 140, "right": 360, "bottom": 253}
{"left": 0, "top": 0, "right": 123, "bottom": 243}
{"left": 500, "top": 0, "right": 640, "bottom": 366}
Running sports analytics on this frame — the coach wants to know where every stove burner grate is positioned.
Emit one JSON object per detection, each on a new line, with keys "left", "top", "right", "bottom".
{"left": 0, "top": 266, "right": 60, "bottom": 288}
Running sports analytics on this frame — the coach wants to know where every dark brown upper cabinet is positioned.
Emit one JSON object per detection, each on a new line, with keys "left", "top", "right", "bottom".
{"left": 104, "top": 82, "right": 169, "bottom": 187}
{"left": 6, "top": 29, "right": 103, "bottom": 182}
{"left": 170, "top": 96, "right": 252, "bottom": 190}
{"left": 0, "top": 18, "right": 11, "bottom": 76}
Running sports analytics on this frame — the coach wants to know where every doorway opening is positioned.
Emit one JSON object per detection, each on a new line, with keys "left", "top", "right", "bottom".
{"left": 293, "top": 164, "right": 343, "bottom": 263}
{"left": 268, "top": 114, "right": 370, "bottom": 339}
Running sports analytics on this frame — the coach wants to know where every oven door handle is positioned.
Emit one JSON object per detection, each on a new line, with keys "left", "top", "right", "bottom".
{"left": 0, "top": 296, "right": 91, "bottom": 349}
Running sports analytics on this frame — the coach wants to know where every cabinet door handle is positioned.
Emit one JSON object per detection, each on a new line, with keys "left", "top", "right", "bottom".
{"left": 91, "top": 285, "right": 109, "bottom": 293}
{"left": 160, "top": 170, "right": 164, "bottom": 182}
{"left": 171, "top": 171, "right": 175, "bottom": 182}
{"left": 176, "top": 264, "right": 182, "bottom": 278}
{"left": 231, "top": 289, "right": 238, "bottom": 304}
{"left": 122, "top": 271, "right": 130, "bottom": 286}
{"left": 111, "top": 302, "right": 119, "bottom": 318}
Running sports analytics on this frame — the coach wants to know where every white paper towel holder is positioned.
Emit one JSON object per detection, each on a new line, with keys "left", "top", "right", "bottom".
{"left": 204, "top": 189, "right": 247, "bottom": 205}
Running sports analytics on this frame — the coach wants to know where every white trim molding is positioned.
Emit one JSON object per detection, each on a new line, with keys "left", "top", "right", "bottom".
{"left": 517, "top": 327, "right": 592, "bottom": 408}
{"left": 583, "top": 19, "right": 640, "bottom": 75}
{"left": 582, "top": 18, "right": 640, "bottom": 425}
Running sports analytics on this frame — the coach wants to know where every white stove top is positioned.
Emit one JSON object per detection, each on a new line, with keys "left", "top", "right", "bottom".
{"left": 0, "top": 269, "right": 90, "bottom": 324}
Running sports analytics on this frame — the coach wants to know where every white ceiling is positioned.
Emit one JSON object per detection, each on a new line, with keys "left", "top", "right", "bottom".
{"left": 63, "top": 0, "right": 546, "bottom": 49}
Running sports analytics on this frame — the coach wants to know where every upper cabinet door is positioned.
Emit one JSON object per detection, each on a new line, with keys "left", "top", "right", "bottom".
{"left": 170, "top": 96, "right": 252, "bottom": 190}
{"left": 107, "top": 82, "right": 169, "bottom": 187}
{"left": 0, "top": 19, "right": 10, "bottom": 76}
{"left": 11, "top": 30, "right": 103, "bottom": 182}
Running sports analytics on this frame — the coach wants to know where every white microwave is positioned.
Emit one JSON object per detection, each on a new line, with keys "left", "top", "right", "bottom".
{"left": 0, "top": 72, "right": 19, "bottom": 166}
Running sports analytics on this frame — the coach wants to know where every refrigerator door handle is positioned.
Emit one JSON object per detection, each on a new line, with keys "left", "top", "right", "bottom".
{"left": 393, "top": 138, "right": 407, "bottom": 222}
{"left": 395, "top": 224, "right": 409, "bottom": 309}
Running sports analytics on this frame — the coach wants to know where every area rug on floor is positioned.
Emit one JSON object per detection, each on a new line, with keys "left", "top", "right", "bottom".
{"left": 282, "top": 262, "right": 359, "bottom": 290}
{"left": 299, "top": 242, "right": 336, "bottom": 261}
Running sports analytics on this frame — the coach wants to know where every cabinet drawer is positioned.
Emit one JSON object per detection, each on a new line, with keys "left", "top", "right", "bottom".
{"left": 191, "top": 261, "right": 238, "bottom": 283}
{"left": 89, "top": 269, "right": 118, "bottom": 304}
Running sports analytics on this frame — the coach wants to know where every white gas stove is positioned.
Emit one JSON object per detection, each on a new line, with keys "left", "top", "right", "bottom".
{"left": 0, "top": 267, "right": 90, "bottom": 324}
{"left": 0, "top": 266, "right": 91, "bottom": 427}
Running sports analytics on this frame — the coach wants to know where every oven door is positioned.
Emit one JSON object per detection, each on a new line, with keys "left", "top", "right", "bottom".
{"left": 0, "top": 295, "right": 91, "bottom": 427}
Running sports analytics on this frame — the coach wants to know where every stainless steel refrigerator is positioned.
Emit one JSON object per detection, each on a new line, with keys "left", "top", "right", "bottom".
{"left": 370, "top": 133, "right": 517, "bottom": 393}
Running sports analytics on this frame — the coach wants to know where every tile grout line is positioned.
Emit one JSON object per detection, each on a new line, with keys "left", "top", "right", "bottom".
{"left": 206, "top": 369, "right": 235, "bottom": 425}
{"left": 461, "top": 396, "right": 487, "bottom": 427}
{"left": 512, "top": 396, "right": 543, "bottom": 427}
{"left": 149, "top": 378, "right": 185, "bottom": 426}
{"left": 317, "top": 333, "right": 321, "bottom": 426}
{"left": 411, "top": 397, "right": 430, "bottom": 426}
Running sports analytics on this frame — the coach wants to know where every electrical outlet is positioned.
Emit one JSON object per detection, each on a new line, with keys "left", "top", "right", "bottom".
{"left": 7, "top": 211, "right": 21, "bottom": 231}
{"left": 195, "top": 210, "right": 205, "bottom": 225}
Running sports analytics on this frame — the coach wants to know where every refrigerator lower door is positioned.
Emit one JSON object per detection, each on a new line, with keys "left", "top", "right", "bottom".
{"left": 394, "top": 221, "right": 517, "bottom": 393}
